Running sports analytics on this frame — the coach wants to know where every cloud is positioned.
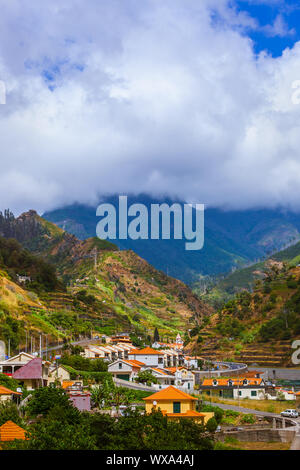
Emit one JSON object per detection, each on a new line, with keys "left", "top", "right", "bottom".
{"left": 0, "top": 0, "right": 300, "bottom": 214}
{"left": 262, "top": 14, "right": 296, "bottom": 37}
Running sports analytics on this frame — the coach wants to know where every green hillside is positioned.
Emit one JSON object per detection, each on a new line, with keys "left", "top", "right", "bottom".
{"left": 0, "top": 210, "right": 211, "bottom": 354}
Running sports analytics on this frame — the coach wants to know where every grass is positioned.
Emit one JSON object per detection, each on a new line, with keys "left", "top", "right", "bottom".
{"left": 206, "top": 396, "right": 297, "bottom": 413}
{"left": 216, "top": 438, "right": 290, "bottom": 450}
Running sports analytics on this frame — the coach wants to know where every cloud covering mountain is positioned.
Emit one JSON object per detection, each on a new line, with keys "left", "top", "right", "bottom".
{"left": 0, "top": 0, "right": 300, "bottom": 213}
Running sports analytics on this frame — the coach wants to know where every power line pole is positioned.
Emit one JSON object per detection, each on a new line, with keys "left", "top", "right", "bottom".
{"left": 39, "top": 334, "right": 42, "bottom": 358}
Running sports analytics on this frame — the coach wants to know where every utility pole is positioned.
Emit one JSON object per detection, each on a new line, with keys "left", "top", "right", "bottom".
{"left": 39, "top": 334, "right": 42, "bottom": 358}
{"left": 8, "top": 339, "right": 10, "bottom": 358}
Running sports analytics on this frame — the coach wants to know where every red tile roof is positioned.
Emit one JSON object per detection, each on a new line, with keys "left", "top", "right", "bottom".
{"left": 0, "top": 421, "right": 26, "bottom": 441}
{"left": 12, "top": 358, "right": 43, "bottom": 380}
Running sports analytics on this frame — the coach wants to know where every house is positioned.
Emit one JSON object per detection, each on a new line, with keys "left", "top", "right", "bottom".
{"left": 0, "top": 352, "right": 36, "bottom": 375}
{"left": 111, "top": 334, "right": 132, "bottom": 344}
{"left": 68, "top": 391, "right": 91, "bottom": 412}
{"left": 143, "top": 367, "right": 176, "bottom": 388}
{"left": 48, "top": 364, "right": 71, "bottom": 385}
{"left": 275, "top": 388, "right": 297, "bottom": 401}
{"left": 199, "top": 377, "right": 268, "bottom": 400}
{"left": 0, "top": 385, "right": 22, "bottom": 403}
{"left": 108, "top": 359, "right": 145, "bottom": 381}
{"left": 12, "top": 357, "right": 50, "bottom": 390}
{"left": 0, "top": 421, "right": 27, "bottom": 442}
{"left": 83, "top": 342, "right": 135, "bottom": 362}
{"left": 164, "top": 367, "right": 195, "bottom": 391}
{"left": 63, "top": 381, "right": 91, "bottom": 411}
{"left": 143, "top": 386, "right": 213, "bottom": 424}
{"left": 61, "top": 380, "right": 83, "bottom": 390}
{"left": 128, "top": 347, "right": 164, "bottom": 367}
{"left": 184, "top": 356, "right": 200, "bottom": 369}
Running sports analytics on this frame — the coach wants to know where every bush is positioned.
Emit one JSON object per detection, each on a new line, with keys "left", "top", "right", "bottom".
{"left": 240, "top": 413, "right": 255, "bottom": 424}
{"left": 206, "top": 417, "right": 218, "bottom": 433}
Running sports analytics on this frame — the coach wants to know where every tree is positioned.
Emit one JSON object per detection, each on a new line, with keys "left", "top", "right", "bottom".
{"left": 8, "top": 409, "right": 97, "bottom": 450}
{"left": 91, "top": 380, "right": 112, "bottom": 409}
{"left": 26, "top": 386, "right": 78, "bottom": 419}
{"left": 206, "top": 417, "right": 218, "bottom": 433}
{"left": 135, "top": 370, "right": 158, "bottom": 386}
{"left": 153, "top": 327, "right": 160, "bottom": 343}
{"left": 0, "top": 401, "right": 24, "bottom": 427}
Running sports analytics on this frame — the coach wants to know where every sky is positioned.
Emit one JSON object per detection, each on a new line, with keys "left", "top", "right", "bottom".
{"left": 1, "top": 0, "right": 300, "bottom": 214}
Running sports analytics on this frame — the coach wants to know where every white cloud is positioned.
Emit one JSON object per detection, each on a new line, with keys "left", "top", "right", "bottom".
{"left": 0, "top": 0, "right": 300, "bottom": 214}
{"left": 262, "top": 14, "right": 296, "bottom": 37}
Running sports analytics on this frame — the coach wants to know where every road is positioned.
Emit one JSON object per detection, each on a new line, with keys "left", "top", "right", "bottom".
{"left": 206, "top": 401, "right": 300, "bottom": 449}
{"left": 248, "top": 367, "right": 300, "bottom": 381}
{"left": 42, "top": 337, "right": 96, "bottom": 355}
{"left": 204, "top": 401, "right": 292, "bottom": 418}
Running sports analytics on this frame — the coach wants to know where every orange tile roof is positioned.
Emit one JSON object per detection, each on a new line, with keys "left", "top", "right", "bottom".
{"left": 164, "top": 410, "right": 205, "bottom": 418}
{"left": 150, "top": 368, "right": 169, "bottom": 375}
{"left": 0, "top": 385, "right": 22, "bottom": 396}
{"left": 61, "top": 381, "right": 76, "bottom": 389}
{"left": 165, "top": 367, "right": 186, "bottom": 374}
{"left": 122, "top": 359, "right": 145, "bottom": 368}
{"left": 201, "top": 378, "right": 263, "bottom": 387}
{"left": 129, "top": 347, "right": 164, "bottom": 355}
{"left": 0, "top": 421, "right": 26, "bottom": 441}
{"left": 143, "top": 385, "right": 197, "bottom": 401}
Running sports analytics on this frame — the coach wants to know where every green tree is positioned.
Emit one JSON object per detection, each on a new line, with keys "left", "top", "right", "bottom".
{"left": 0, "top": 401, "right": 24, "bottom": 427}
{"left": 153, "top": 327, "right": 160, "bottom": 343}
{"left": 135, "top": 370, "right": 158, "bottom": 386}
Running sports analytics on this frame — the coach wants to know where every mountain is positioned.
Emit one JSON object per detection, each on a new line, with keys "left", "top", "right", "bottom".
{"left": 0, "top": 209, "right": 211, "bottom": 354}
{"left": 187, "top": 262, "right": 300, "bottom": 366}
{"left": 202, "top": 238, "right": 300, "bottom": 308}
{"left": 43, "top": 196, "right": 300, "bottom": 285}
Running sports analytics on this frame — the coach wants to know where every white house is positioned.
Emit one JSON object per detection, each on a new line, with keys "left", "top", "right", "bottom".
{"left": 128, "top": 347, "right": 164, "bottom": 367}
{"left": 108, "top": 359, "right": 145, "bottom": 381}
{"left": 199, "top": 377, "right": 269, "bottom": 400}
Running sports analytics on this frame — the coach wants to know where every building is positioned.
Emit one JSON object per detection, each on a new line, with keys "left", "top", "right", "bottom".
{"left": 164, "top": 367, "right": 195, "bottom": 391}
{"left": 111, "top": 333, "right": 132, "bottom": 344}
{"left": 199, "top": 377, "right": 268, "bottom": 400}
{"left": 83, "top": 342, "right": 135, "bottom": 362}
{"left": 0, "top": 385, "right": 22, "bottom": 403}
{"left": 143, "top": 386, "right": 213, "bottom": 424}
{"left": 63, "top": 381, "right": 91, "bottom": 411}
{"left": 128, "top": 347, "right": 164, "bottom": 367}
{"left": 108, "top": 359, "right": 145, "bottom": 381}
{"left": 0, "top": 421, "right": 26, "bottom": 442}
{"left": 0, "top": 352, "right": 36, "bottom": 375}
{"left": 48, "top": 364, "right": 71, "bottom": 385}
{"left": 12, "top": 357, "right": 50, "bottom": 390}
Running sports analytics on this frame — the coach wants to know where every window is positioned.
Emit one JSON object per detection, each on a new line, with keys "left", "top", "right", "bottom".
{"left": 173, "top": 402, "right": 181, "bottom": 413}
{"left": 158, "top": 358, "right": 163, "bottom": 364}
{"left": 251, "top": 390, "right": 257, "bottom": 397}
{"left": 119, "top": 363, "right": 122, "bottom": 369}
{"left": 239, "top": 391, "right": 242, "bottom": 396}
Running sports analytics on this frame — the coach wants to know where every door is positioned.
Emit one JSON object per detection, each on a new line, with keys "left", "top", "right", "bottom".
{"left": 117, "top": 374, "right": 130, "bottom": 381}
{"left": 173, "top": 402, "right": 181, "bottom": 413}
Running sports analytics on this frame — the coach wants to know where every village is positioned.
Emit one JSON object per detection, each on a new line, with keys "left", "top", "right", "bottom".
{"left": 1, "top": 331, "right": 300, "bottom": 447}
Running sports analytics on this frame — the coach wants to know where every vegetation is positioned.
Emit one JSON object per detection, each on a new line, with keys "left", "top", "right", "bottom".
{"left": 4, "top": 386, "right": 214, "bottom": 450}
